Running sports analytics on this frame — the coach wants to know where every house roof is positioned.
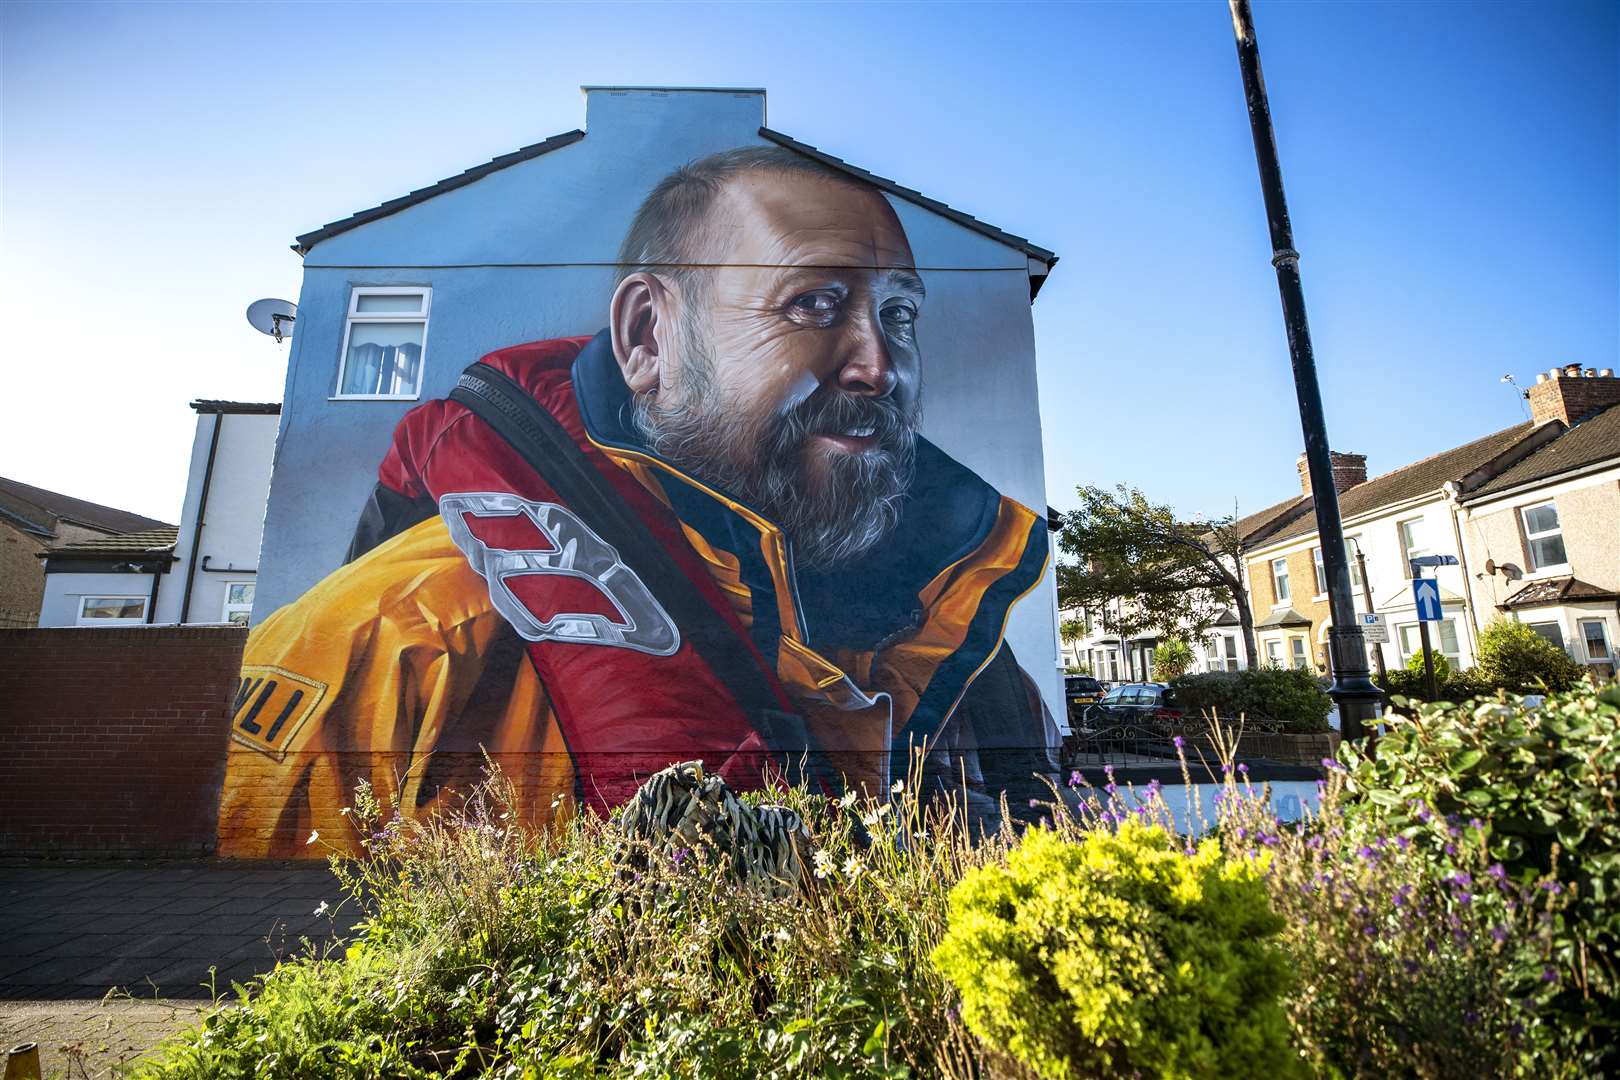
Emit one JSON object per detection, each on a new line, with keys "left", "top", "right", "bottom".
{"left": 42, "top": 527, "right": 179, "bottom": 559}
{"left": 1464, "top": 404, "right": 1620, "bottom": 502}
{"left": 0, "top": 476, "right": 173, "bottom": 537}
{"left": 1499, "top": 575, "right": 1620, "bottom": 610}
{"left": 289, "top": 125, "right": 1059, "bottom": 296}
{"left": 1257, "top": 607, "right": 1312, "bottom": 629}
{"left": 1261, "top": 422, "right": 1538, "bottom": 547}
{"left": 191, "top": 400, "right": 281, "bottom": 415}
{"left": 293, "top": 130, "right": 586, "bottom": 255}
{"left": 1232, "top": 494, "right": 1314, "bottom": 546}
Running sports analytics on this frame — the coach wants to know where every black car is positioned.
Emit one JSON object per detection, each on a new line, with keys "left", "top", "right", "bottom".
{"left": 1064, "top": 674, "right": 1105, "bottom": 721}
{"left": 1080, "top": 683, "right": 1184, "bottom": 728}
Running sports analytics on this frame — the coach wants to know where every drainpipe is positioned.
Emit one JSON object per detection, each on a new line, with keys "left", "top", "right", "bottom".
{"left": 178, "top": 413, "right": 223, "bottom": 624}
{"left": 145, "top": 563, "right": 163, "bottom": 624}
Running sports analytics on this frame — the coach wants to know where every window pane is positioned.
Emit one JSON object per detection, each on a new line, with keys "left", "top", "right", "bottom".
{"left": 355, "top": 292, "right": 424, "bottom": 314}
{"left": 1529, "top": 623, "right": 1565, "bottom": 649}
{"left": 82, "top": 597, "right": 143, "bottom": 620}
{"left": 1399, "top": 624, "right": 1420, "bottom": 656}
{"left": 342, "top": 323, "right": 424, "bottom": 396}
{"left": 1313, "top": 549, "right": 1326, "bottom": 594}
{"left": 1273, "top": 559, "right": 1290, "bottom": 601}
{"left": 1522, "top": 504, "right": 1560, "bottom": 535}
{"left": 1529, "top": 534, "right": 1568, "bottom": 568}
{"left": 1439, "top": 619, "right": 1459, "bottom": 655}
{"left": 1582, "top": 621, "right": 1611, "bottom": 660}
{"left": 227, "top": 610, "right": 251, "bottom": 626}
{"left": 227, "top": 583, "right": 254, "bottom": 605}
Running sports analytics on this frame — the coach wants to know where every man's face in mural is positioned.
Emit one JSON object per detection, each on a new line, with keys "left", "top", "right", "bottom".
{"left": 613, "top": 170, "right": 925, "bottom": 569}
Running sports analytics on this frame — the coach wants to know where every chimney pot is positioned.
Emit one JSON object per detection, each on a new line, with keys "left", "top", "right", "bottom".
{"left": 1536, "top": 372, "right": 1549, "bottom": 384}
{"left": 1527, "top": 363, "right": 1620, "bottom": 426}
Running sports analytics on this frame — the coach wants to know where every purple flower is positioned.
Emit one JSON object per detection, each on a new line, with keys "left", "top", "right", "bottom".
{"left": 1069, "top": 770, "right": 1082, "bottom": 787}
{"left": 1260, "top": 833, "right": 1279, "bottom": 847}
{"left": 1539, "top": 880, "right": 1564, "bottom": 895}
{"left": 1487, "top": 863, "right": 1507, "bottom": 881}
{"left": 1222, "top": 763, "right": 1233, "bottom": 776}
{"left": 672, "top": 847, "right": 690, "bottom": 867}
{"left": 1320, "top": 757, "right": 1340, "bottom": 770}
{"left": 1542, "top": 967, "right": 1560, "bottom": 985}
{"left": 1449, "top": 871, "right": 1473, "bottom": 889}
{"left": 1470, "top": 818, "right": 1485, "bottom": 831}
{"left": 1103, "top": 764, "right": 1115, "bottom": 780}
{"left": 1105, "top": 783, "right": 1118, "bottom": 796}
{"left": 1358, "top": 845, "right": 1377, "bottom": 861}
{"left": 1147, "top": 779, "right": 1162, "bottom": 796}
{"left": 1039, "top": 816, "right": 1050, "bottom": 829}
{"left": 1395, "top": 835, "right": 1411, "bottom": 851}
{"left": 1237, "top": 763, "right": 1249, "bottom": 775}
{"left": 1490, "top": 925, "right": 1508, "bottom": 943}
{"left": 1444, "top": 843, "right": 1457, "bottom": 857}
{"left": 1173, "top": 735, "right": 1185, "bottom": 750}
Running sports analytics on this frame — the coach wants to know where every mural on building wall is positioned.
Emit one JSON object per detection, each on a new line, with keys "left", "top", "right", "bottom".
{"left": 219, "top": 147, "right": 1055, "bottom": 857}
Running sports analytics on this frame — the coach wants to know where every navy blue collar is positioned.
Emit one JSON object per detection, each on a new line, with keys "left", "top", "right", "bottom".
{"left": 571, "top": 329, "right": 1008, "bottom": 650}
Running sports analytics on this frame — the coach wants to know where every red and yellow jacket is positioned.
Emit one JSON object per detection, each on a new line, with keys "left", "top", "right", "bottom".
{"left": 218, "top": 333, "right": 1050, "bottom": 857}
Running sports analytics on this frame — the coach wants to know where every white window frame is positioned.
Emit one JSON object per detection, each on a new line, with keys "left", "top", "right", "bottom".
{"left": 1312, "top": 546, "right": 1327, "bottom": 598}
{"left": 1519, "top": 500, "right": 1570, "bottom": 574}
{"left": 333, "top": 286, "right": 432, "bottom": 401}
{"left": 1397, "top": 617, "right": 1462, "bottom": 668}
{"left": 1578, "top": 618, "right": 1612, "bottom": 665}
{"left": 1527, "top": 620, "right": 1567, "bottom": 653}
{"left": 76, "top": 595, "right": 147, "bottom": 625}
{"left": 1271, "top": 557, "right": 1291, "bottom": 605}
{"left": 1265, "top": 638, "right": 1282, "bottom": 666}
{"left": 1398, "top": 517, "right": 1429, "bottom": 578}
{"left": 222, "top": 581, "right": 255, "bottom": 626}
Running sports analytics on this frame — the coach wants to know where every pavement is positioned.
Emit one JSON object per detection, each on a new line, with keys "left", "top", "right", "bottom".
{"left": 0, "top": 861, "right": 360, "bottom": 1076}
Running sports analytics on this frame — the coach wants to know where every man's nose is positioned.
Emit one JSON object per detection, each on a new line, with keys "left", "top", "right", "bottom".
{"left": 834, "top": 313, "right": 897, "bottom": 397}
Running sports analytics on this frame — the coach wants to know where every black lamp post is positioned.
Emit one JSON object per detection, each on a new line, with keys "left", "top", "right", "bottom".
{"left": 1227, "top": 0, "right": 1382, "bottom": 741}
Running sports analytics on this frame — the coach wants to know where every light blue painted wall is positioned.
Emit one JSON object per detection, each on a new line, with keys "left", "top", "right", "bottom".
{"left": 258, "top": 87, "right": 1060, "bottom": 715}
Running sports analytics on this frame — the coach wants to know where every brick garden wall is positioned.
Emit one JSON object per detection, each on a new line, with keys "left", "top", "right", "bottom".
{"left": 0, "top": 626, "right": 244, "bottom": 858}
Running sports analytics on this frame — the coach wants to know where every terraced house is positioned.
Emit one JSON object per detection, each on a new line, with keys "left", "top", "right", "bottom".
{"left": 1242, "top": 365, "right": 1620, "bottom": 679}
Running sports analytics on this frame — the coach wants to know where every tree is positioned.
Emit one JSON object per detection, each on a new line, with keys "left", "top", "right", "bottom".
{"left": 1152, "top": 637, "right": 1195, "bottom": 681}
{"left": 1056, "top": 485, "right": 1260, "bottom": 669}
{"left": 1059, "top": 617, "right": 1086, "bottom": 644}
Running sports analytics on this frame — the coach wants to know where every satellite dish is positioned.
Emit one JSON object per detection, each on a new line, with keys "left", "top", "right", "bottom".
{"left": 1484, "top": 559, "right": 1497, "bottom": 576}
{"left": 246, "top": 298, "right": 297, "bottom": 343}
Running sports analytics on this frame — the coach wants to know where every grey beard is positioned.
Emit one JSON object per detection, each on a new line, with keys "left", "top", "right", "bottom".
{"left": 630, "top": 324, "right": 917, "bottom": 570}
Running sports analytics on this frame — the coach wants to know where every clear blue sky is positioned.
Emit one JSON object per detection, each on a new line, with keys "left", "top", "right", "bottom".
{"left": 2, "top": 1, "right": 1614, "bottom": 524}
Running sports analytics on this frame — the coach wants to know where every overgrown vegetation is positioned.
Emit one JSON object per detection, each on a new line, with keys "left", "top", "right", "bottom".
{"left": 1378, "top": 618, "right": 1593, "bottom": 702}
{"left": 1150, "top": 636, "right": 1196, "bottom": 681}
{"left": 1168, "top": 666, "right": 1333, "bottom": 732}
{"left": 135, "top": 688, "right": 1613, "bottom": 1079}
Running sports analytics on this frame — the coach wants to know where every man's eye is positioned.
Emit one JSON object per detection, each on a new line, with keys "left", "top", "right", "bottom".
{"left": 881, "top": 303, "right": 917, "bottom": 330}
{"left": 793, "top": 293, "right": 840, "bottom": 313}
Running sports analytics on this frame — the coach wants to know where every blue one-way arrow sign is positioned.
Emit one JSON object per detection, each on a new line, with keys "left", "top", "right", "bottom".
{"left": 1413, "top": 578, "right": 1443, "bottom": 622}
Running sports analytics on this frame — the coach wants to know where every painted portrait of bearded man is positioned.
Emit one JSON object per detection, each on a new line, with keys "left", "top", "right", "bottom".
{"left": 219, "top": 146, "right": 1056, "bottom": 857}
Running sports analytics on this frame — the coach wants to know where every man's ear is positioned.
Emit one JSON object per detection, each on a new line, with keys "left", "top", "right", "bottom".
{"left": 610, "top": 273, "right": 674, "bottom": 395}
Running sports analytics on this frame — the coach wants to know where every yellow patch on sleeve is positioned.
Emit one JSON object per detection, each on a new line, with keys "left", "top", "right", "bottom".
{"left": 229, "top": 664, "right": 329, "bottom": 759}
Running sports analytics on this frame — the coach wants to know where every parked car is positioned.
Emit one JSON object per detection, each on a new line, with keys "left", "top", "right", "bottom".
{"left": 1064, "top": 674, "right": 1105, "bottom": 721}
{"left": 1079, "top": 682, "right": 1185, "bottom": 729}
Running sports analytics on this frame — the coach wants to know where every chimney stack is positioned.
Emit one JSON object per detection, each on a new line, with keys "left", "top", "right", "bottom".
{"left": 1297, "top": 451, "right": 1367, "bottom": 498}
{"left": 1526, "top": 365, "right": 1620, "bottom": 427}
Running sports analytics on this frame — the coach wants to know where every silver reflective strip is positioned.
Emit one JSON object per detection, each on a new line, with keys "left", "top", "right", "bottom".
{"left": 440, "top": 492, "right": 680, "bottom": 657}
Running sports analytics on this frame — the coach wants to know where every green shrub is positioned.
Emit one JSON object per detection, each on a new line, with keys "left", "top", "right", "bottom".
{"left": 1475, "top": 618, "right": 1586, "bottom": 692}
{"left": 1338, "top": 684, "right": 1620, "bottom": 1070}
{"left": 1379, "top": 662, "right": 1492, "bottom": 704}
{"left": 1404, "top": 645, "right": 1454, "bottom": 681}
{"left": 1170, "top": 666, "right": 1332, "bottom": 732}
{"left": 931, "top": 822, "right": 1299, "bottom": 1080}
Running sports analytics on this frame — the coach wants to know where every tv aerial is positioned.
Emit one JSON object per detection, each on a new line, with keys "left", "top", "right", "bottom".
{"left": 246, "top": 298, "right": 297, "bottom": 344}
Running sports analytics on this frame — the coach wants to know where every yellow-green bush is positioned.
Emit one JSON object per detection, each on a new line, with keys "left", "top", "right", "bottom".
{"left": 931, "top": 822, "right": 1299, "bottom": 1080}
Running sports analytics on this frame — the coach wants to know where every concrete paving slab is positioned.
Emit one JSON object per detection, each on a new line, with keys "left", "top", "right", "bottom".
{"left": 0, "top": 997, "right": 209, "bottom": 1079}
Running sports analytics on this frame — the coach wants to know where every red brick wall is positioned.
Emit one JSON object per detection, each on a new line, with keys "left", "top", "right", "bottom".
{"left": 0, "top": 626, "right": 244, "bottom": 858}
